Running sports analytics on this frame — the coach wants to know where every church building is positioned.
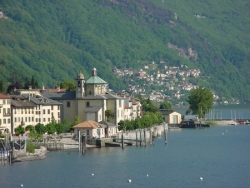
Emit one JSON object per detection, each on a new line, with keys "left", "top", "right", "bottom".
{"left": 42, "top": 68, "right": 125, "bottom": 126}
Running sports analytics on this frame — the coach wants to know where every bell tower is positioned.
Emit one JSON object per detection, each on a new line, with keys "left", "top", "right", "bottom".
{"left": 75, "top": 71, "right": 85, "bottom": 98}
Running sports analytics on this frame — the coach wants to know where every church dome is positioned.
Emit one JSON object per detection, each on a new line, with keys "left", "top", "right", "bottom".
{"left": 77, "top": 71, "right": 84, "bottom": 79}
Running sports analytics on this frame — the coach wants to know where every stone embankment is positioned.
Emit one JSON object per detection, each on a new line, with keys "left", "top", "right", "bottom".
{"left": 212, "top": 120, "right": 238, "bottom": 126}
{"left": 14, "top": 146, "right": 47, "bottom": 162}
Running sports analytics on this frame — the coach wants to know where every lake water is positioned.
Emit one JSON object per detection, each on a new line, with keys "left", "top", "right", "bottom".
{"left": 1, "top": 125, "right": 250, "bottom": 188}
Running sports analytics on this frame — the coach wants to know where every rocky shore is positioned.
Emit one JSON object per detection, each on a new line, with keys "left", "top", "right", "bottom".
{"left": 14, "top": 146, "right": 47, "bottom": 162}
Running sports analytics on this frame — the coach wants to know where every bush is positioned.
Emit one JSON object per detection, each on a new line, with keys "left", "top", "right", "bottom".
{"left": 26, "top": 141, "right": 40, "bottom": 153}
{"left": 15, "top": 125, "right": 25, "bottom": 135}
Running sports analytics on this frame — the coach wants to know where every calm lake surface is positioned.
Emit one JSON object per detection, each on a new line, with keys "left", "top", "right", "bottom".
{"left": 1, "top": 125, "right": 250, "bottom": 188}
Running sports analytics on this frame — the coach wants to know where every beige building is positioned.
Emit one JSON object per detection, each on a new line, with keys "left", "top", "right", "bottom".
{"left": 160, "top": 109, "right": 182, "bottom": 125}
{"left": 10, "top": 94, "right": 61, "bottom": 134}
{"left": 42, "top": 68, "right": 125, "bottom": 127}
{"left": 0, "top": 93, "right": 11, "bottom": 133}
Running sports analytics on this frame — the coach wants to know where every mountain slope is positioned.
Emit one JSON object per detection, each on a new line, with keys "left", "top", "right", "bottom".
{"left": 0, "top": 0, "right": 249, "bottom": 102}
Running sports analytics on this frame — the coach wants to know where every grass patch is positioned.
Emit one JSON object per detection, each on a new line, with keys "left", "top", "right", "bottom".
{"left": 204, "top": 121, "right": 217, "bottom": 126}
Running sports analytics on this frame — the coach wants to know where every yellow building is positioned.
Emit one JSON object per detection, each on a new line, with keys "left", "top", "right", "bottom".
{"left": 160, "top": 109, "right": 182, "bottom": 125}
{"left": 42, "top": 68, "right": 125, "bottom": 127}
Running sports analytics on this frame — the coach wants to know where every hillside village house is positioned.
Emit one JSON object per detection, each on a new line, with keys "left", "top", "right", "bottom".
{"left": 123, "top": 96, "right": 142, "bottom": 121}
{"left": 0, "top": 93, "right": 11, "bottom": 133}
{"left": 160, "top": 109, "right": 182, "bottom": 125}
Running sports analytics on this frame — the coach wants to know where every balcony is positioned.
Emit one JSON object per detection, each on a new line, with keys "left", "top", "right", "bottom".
{"left": 3, "top": 112, "right": 11, "bottom": 117}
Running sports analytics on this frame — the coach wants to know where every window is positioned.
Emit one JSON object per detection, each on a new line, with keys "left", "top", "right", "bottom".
{"left": 15, "top": 118, "right": 17, "bottom": 122}
{"left": 0, "top": 109, "right": 1, "bottom": 113}
{"left": 58, "top": 112, "right": 60, "bottom": 117}
{"left": 36, "top": 118, "right": 38, "bottom": 122}
{"left": 58, "top": 105, "right": 60, "bottom": 110}
{"left": 89, "top": 91, "right": 91, "bottom": 95}
{"left": 48, "top": 118, "right": 50, "bottom": 122}
{"left": 32, "top": 117, "right": 34, "bottom": 121}
{"left": 87, "top": 130, "right": 89, "bottom": 136}
{"left": 3, "top": 100, "right": 6, "bottom": 104}
{"left": 67, "top": 101, "right": 70, "bottom": 107}
{"left": 119, "top": 100, "right": 121, "bottom": 107}
{"left": 3, "top": 119, "right": 6, "bottom": 124}
{"left": 51, "top": 105, "right": 54, "bottom": 110}
{"left": 86, "top": 102, "right": 90, "bottom": 107}
{"left": 47, "top": 109, "right": 50, "bottom": 114}
{"left": 8, "top": 119, "right": 10, "bottom": 124}
{"left": 0, "top": 119, "right": 1, "bottom": 125}
{"left": 43, "top": 118, "right": 46, "bottom": 122}
{"left": 7, "top": 100, "right": 10, "bottom": 104}
{"left": 29, "top": 117, "right": 30, "bottom": 122}
{"left": 25, "top": 117, "right": 27, "bottom": 122}
{"left": 52, "top": 112, "right": 54, "bottom": 117}
{"left": 43, "top": 109, "right": 46, "bottom": 114}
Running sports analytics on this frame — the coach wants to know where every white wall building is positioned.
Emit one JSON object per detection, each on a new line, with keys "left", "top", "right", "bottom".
{"left": 0, "top": 93, "right": 11, "bottom": 133}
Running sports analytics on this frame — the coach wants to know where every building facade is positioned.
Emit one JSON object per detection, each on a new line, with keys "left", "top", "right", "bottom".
{"left": 42, "top": 68, "right": 125, "bottom": 127}
{"left": 0, "top": 93, "right": 11, "bottom": 133}
{"left": 10, "top": 93, "right": 61, "bottom": 134}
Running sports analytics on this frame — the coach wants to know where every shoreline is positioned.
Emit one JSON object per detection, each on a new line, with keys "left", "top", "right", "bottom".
{"left": 205, "top": 120, "right": 239, "bottom": 126}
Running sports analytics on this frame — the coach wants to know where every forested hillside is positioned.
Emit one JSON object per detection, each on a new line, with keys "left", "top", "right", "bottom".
{"left": 0, "top": 0, "right": 249, "bottom": 102}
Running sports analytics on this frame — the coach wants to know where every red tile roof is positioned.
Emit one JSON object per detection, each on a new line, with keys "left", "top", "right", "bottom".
{"left": 0, "top": 93, "right": 10, "bottom": 99}
{"left": 73, "top": 120, "right": 106, "bottom": 129}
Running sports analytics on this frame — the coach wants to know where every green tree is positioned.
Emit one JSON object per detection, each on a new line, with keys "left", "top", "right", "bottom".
{"left": 15, "top": 125, "right": 25, "bottom": 135}
{"left": 46, "top": 123, "right": 56, "bottom": 134}
{"left": 63, "top": 118, "right": 72, "bottom": 132}
{"left": 139, "top": 96, "right": 158, "bottom": 113}
{"left": 159, "top": 102, "right": 172, "bottom": 110}
{"left": 118, "top": 120, "right": 127, "bottom": 131}
{"left": 0, "top": 80, "right": 5, "bottom": 92}
{"left": 55, "top": 123, "right": 64, "bottom": 134}
{"left": 187, "top": 86, "right": 214, "bottom": 119}
{"left": 105, "top": 110, "right": 115, "bottom": 122}
{"left": 35, "top": 123, "right": 47, "bottom": 134}
{"left": 59, "top": 81, "right": 76, "bottom": 91}
{"left": 72, "top": 116, "right": 80, "bottom": 127}
{"left": 25, "top": 125, "right": 35, "bottom": 133}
